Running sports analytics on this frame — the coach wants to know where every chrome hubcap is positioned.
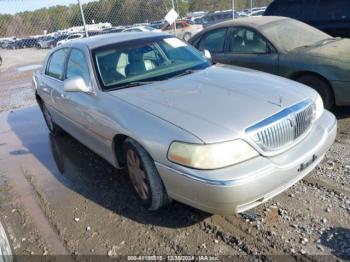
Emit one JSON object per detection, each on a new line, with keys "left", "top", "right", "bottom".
{"left": 126, "top": 149, "right": 149, "bottom": 201}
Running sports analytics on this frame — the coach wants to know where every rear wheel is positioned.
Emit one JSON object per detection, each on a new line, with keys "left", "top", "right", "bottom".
{"left": 123, "top": 138, "right": 170, "bottom": 211}
{"left": 42, "top": 103, "right": 63, "bottom": 136}
{"left": 295, "top": 74, "right": 334, "bottom": 109}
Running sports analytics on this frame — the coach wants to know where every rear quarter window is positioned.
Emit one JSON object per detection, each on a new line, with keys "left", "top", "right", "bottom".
{"left": 45, "top": 48, "right": 69, "bottom": 80}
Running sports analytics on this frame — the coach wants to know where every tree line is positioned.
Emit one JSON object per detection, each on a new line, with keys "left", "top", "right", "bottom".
{"left": 0, "top": 0, "right": 272, "bottom": 37}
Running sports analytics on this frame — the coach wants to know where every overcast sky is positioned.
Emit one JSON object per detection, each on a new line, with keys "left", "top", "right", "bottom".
{"left": 0, "top": 0, "right": 97, "bottom": 14}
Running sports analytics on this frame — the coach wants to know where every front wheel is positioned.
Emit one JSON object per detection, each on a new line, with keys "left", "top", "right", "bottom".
{"left": 295, "top": 75, "right": 334, "bottom": 109}
{"left": 123, "top": 138, "right": 170, "bottom": 211}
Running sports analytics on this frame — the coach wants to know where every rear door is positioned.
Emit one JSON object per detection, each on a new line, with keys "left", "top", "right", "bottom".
{"left": 220, "top": 27, "right": 279, "bottom": 74}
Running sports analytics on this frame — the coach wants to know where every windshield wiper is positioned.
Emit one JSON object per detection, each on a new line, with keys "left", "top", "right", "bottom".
{"left": 173, "top": 69, "right": 199, "bottom": 79}
{"left": 109, "top": 81, "right": 157, "bottom": 91}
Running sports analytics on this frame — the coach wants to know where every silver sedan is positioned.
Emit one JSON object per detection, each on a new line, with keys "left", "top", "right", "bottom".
{"left": 33, "top": 32, "right": 337, "bottom": 214}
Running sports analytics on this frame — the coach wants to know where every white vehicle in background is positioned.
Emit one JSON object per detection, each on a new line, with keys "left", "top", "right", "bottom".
{"left": 249, "top": 9, "right": 265, "bottom": 16}
{"left": 57, "top": 33, "right": 85, "bottom": 46}
{"left": 122, "top": 26, "right": 161, "bottom": 33}
{"left": 162, "top": 21, "right": 203, "bottom": 42}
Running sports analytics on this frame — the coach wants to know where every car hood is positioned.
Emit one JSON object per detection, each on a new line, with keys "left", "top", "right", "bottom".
{"left": 297, "top": 39, "right": 350, "bottom": 62}
{"left": 109, "top": 65, "right": 316, "bottom": 143}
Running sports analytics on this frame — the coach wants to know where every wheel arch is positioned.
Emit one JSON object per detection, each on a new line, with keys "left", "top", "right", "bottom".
{"left": 289, "top": 71, "right": 333, "bottom": 91}
{"left": 289, "top": 71, "right": 336, "bottom": 108}
{"left": 112, "top": 134, "right": 129, "bottom": 168}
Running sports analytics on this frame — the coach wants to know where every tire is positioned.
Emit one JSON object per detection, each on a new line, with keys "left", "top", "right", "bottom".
{"left": 41, "top": 103, "right": 63, "bottom": 136}
{"left": 0, "top": 56, "right": 2, "bottom": 66}
{"left": 295, "top": 74, "right": 334, "bottom": 109}
{"left": 183, "top": 32, "right": 192, "bottom": 42}
{"left": 123, "top": 138, "right": 170, "bottom": 211}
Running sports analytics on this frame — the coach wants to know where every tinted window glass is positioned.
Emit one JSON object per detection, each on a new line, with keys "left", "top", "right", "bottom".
{"left": 313, "top": 0, "right": 350, "bottom": 21}
{"left": 46, "top": 48, "right": 68, "bottom": 80}
{"left": 266, "top": 0, "right": 303, "bottom": 19}
{"left": 198, "top": 28, "right": 227, "bottom": 53}
{"left": 229, "top": 28, "right": 268, "bottom": 53}
{"left": 66, "top": 49, "right": 90, "bottom": 85}
{"left": 94, "top": 37, "right": 210, "bottom": 90}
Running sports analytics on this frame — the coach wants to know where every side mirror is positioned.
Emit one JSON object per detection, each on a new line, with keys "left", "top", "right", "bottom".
{"left": 203, "top": 49, "right": 212, "bottom": 61}
{"left": 64, "top": 76, "right": 92, "bottom": 93}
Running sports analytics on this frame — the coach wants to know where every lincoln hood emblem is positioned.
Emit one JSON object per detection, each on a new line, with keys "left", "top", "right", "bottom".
{"left": 268, "top": 95, "right": 283, "bottom": 107}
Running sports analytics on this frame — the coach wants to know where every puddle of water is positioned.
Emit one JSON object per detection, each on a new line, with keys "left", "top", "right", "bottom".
{"left": 16, "top": 64, "right": 41, "bottom": 72}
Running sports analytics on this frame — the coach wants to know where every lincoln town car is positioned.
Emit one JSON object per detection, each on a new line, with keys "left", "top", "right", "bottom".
{"left": 33, "top": 32, "right": 337, "bottom": 214}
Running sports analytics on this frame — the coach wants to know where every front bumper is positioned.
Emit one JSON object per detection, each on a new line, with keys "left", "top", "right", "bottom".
{"left": 156, "top": 111, "right": 337, "bottom": 215}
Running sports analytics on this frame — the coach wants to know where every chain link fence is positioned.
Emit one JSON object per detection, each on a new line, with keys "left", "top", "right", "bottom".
{"left": 0, "top": 0, "right": 272, "bottom": 50}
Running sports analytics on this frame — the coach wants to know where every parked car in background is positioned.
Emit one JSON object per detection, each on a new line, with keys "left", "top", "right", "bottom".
{"left": 38, "top": 36, "right": 56, "bottom": 49}
{"left": 122, "top": 26, "right": 161, "bottom": 33}
{"left": 249, "top": 9, "right": 265, "bottom": 16}
{"left": 202, "top": 11, "right": 239, "bottom": 28}
{"left": 57, "top": 33, "right": 85, "bottom": 46}
{"left": 33, "top": 32, "right": 336, "bottom": 215}
{"left": 102, "top": 26, "right": 125, "bottom": 34}
{"left": 162, "top": 21, "right": 203, "bottom": 41}
{"left": 189, "top": 16, "right": 350, "bottom": 108}
{"left": 149, "top": 21, "right": 165, "bottom": 30}
{"left": 264, "top": 0, "right": 350, "bottom": 38}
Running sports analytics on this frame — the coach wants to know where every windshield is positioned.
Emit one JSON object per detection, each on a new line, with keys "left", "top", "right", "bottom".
{"left": 143, "top": 26, "right": 156, "bottom": 31}
{"left": 93, "top": 36, "right": 210, "bottom": 90}
{"left": 261, "top": 19, "right": 331, "bottom": 52}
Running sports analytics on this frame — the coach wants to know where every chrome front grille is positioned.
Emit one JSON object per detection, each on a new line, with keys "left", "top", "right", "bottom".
{"left": 246, "top": 99, "right": 315, "bottom": 152}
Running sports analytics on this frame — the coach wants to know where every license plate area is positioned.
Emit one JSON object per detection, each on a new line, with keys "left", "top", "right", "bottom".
{"left": 298, "top": 154, "right": 317, "bottom": 172}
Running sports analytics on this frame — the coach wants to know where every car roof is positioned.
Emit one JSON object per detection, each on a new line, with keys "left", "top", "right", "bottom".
{"left": 201, "top": 16, "right": 288, "bottom": 31}
{"left": 69, "top": 32, "right": 167, "bottom": 49}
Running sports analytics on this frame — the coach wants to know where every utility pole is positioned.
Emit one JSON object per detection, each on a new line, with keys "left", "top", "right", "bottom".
{"left": 232, "top": 0, "right": 235, "bottom": 20}
{"left": 78, "top": 0, "right": 89, "bottom": 37}
{"left": 251, "top": 0, "right": 253, "bottom": 10}
{"left": 171, "top": 0, "right": 177, "bottom": 37}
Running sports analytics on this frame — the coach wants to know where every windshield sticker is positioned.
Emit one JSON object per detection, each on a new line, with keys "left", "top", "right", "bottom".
{"left": 164, "top": 38, "right": 187, "bottom": 48}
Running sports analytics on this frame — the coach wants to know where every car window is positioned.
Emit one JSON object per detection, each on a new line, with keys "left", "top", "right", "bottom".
{"left": 176, "top": 23, "right": 184, "bottom": 29}
{"left": 265, "top": 0, "right": 304, "bottom": 19}
{"left": 93, "top": 37, "right": 210, "bottom": 90}
{"left": 66, "top": 49, "right": 90, "bottom": 85}
{"left": 45, "top": 48, "right": 69, "bottom": 80}
{"left": 312, "top": 0, "right": 350, "bottom": 21}
{"left": 229, "top": 28, "right": 268, "bottom": 54}
{"left": 198, "top": 28, "right": 227, "bottom": 53}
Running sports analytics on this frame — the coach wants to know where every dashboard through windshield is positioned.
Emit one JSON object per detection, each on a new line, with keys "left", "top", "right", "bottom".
{"left": 92, "top": 36, "right": 210, "bottom": 91}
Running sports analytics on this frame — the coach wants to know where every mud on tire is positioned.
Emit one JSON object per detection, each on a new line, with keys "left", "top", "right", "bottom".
{"left": 123, "top": 138, "right": 170, "bottom": 211}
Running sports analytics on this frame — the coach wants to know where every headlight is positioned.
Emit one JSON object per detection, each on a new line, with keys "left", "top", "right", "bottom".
{"left": 167, "top": 140, "right": 259, "bottom": 170}
{"left": 315, "top": 93, "right": 324, "bottom": 120}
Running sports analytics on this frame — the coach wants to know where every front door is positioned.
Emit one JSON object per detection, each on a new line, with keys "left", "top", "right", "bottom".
{"left": 221, "top": 27, "right": 279, "bottom": 75}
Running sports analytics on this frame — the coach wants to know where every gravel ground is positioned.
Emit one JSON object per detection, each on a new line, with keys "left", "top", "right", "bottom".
{"left": 0, "top": 48, "right": 349, "bottom": 261}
